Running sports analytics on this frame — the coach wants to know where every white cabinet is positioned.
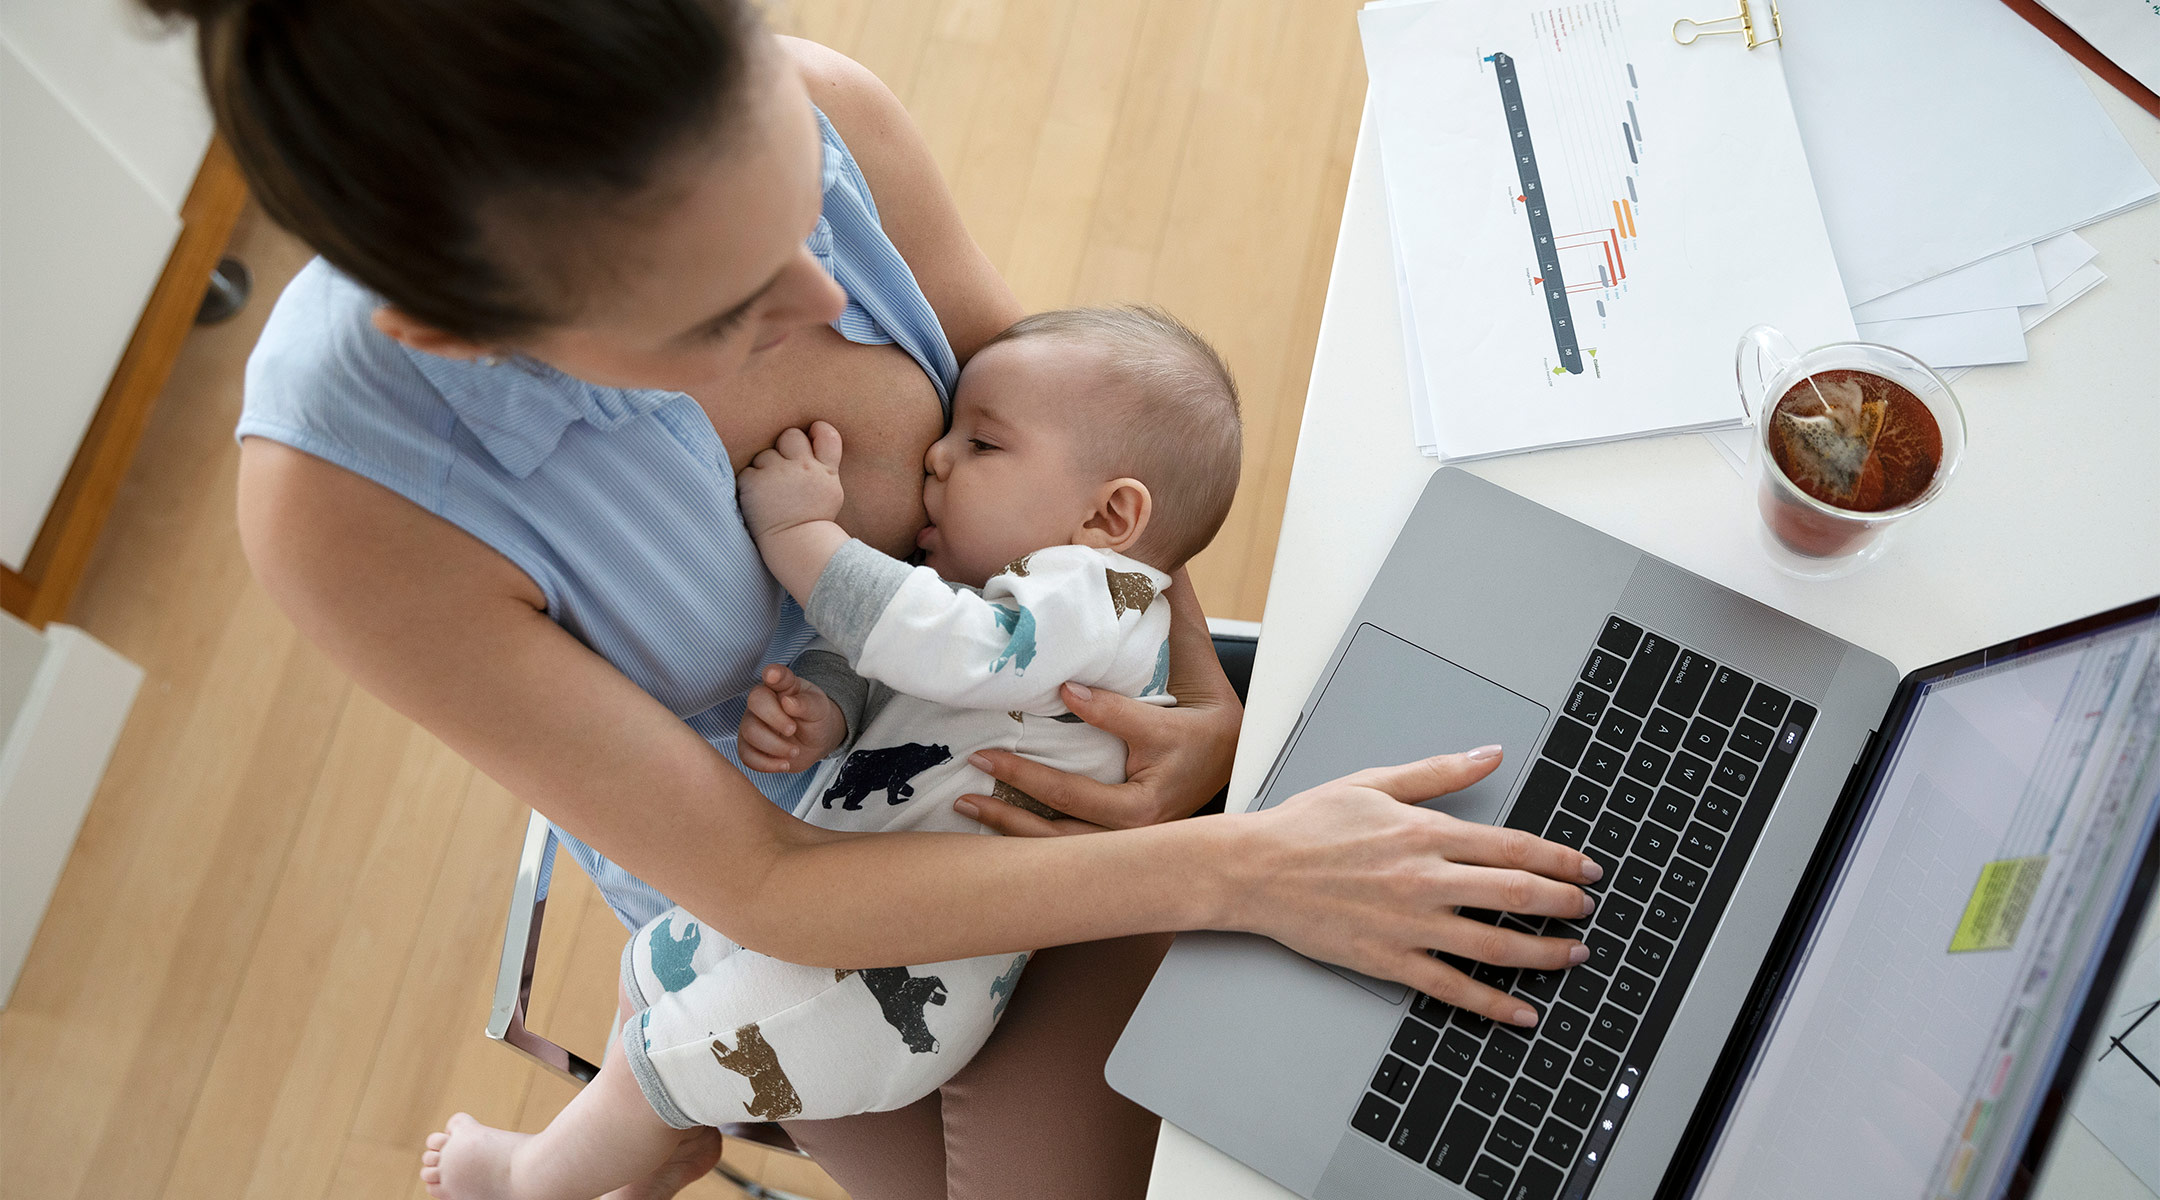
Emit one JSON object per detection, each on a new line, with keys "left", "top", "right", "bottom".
{"left": 0, "top": 0, "right": 214, "bottom": 572}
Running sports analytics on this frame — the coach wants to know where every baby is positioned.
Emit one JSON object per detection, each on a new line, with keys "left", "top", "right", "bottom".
{"left": 422, "top": 306, "right": 1241, "bottom": 1200}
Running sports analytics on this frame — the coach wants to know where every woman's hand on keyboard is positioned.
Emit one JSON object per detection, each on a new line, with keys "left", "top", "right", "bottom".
{"left": 1232, "top": 750, "right": 1600, "bottom": 1029}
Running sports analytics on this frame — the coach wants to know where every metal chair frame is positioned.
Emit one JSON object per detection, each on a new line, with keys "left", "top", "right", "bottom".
{"left": 483, "top": 622, "right": 1262, "bottom": 1198}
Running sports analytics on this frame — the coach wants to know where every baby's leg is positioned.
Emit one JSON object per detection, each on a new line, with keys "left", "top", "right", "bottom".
{"left": 420, "top": 978, "right": 721, "bottom": 1200}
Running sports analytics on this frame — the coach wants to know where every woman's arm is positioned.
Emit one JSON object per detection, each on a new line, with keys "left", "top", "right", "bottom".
{"left": 241, "top": 439, "right": 1596, "bottom": 1025}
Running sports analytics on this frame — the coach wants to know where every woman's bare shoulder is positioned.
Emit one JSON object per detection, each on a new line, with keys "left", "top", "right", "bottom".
{"left": 779, "top": 36, "right": 1022, "bottom": 359}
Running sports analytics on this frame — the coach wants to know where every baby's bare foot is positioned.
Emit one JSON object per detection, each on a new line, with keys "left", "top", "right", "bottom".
{"left": 420, "top": 1112, "right": 526, "bottom": 1200}
{"left": 601, "top": 1126, "right": 723, "bottom": 1200}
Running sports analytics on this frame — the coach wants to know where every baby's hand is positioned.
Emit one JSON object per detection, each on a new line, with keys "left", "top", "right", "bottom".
{"left": 739, "top": 664, "right": 849, "bottom": 774}
{"left": 739, "top": 422, "right": 845, "bottom": 545}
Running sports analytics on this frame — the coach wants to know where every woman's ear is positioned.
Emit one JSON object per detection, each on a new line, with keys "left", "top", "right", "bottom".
{"left": 1074, "top": 478, "right": 1153, "bottom": 554}
{"left": 370, "top": 306, "right": 497, "bottom": 362}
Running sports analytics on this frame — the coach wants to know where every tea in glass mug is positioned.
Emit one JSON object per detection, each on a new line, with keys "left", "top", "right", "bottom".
{"left": 1736, "top": 327, "right": 1967, "bottom": 579}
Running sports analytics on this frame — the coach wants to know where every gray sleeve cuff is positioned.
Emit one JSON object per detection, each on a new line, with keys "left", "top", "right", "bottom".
{"left": 804, "top": 538, "right": 915, "bottom": 660}
{"left": 790, "top": 648, "right": 870, "bottom": 744}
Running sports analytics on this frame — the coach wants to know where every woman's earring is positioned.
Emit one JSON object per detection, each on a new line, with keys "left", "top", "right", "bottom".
{"left": 477, "top": 354, "right": 503, "bottom": 367}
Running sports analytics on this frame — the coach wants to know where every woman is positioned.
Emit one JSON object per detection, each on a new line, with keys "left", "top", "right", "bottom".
{"left": 151, "top": 1, "right": 1602, "bottom": 1196}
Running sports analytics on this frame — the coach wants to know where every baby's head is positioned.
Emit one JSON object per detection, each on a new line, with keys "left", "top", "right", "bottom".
{"left": 917, "top": 306, "right": 1242, "bottom": 588}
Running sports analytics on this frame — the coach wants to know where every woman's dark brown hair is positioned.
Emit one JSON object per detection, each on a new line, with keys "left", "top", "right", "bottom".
{"left": 143, "top": 0, "right": 763, "bottom": 340}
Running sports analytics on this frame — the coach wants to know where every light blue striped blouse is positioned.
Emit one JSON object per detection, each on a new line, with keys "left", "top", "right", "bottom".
{"left": 237, "top": 109, "right": 960, "bottom": 928}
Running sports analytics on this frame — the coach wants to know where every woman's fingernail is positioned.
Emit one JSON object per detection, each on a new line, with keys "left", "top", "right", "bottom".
{"left": 1065, "top": 681, "right": 1093, "bottom": 701}
{"left": 1580, "top": 893, "right": 1597, "bottom": 917}
{"left": 968, "top": 752, "right": 994, "bottom": 772}
{"left": 1512, "top": 1006, "right": 1538, "bottom": 1027}
{"left": 1466, "top": 744, "right": 1503, "bottom": 761}
{"left": 1579, "top": 857, "right": 1603, "bottom": 883}
{"left": 1568, "top": 943, "right": 1590, "bottom": 965}
{"left": 954, "top": 798, "right": 979, "bottom": 818}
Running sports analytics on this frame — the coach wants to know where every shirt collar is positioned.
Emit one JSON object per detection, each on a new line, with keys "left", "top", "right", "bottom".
{"left": 404, "top": 347, "right": 682, "bottom": 479}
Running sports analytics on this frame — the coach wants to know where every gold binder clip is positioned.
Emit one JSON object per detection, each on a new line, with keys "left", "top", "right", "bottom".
{"left": 1673, "top": 0, "right": 1782, "bottom": 48}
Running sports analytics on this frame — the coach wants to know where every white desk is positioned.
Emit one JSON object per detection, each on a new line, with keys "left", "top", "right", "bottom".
{"left": 1147, "top": 67, "right": 2160, "bottom": 1200}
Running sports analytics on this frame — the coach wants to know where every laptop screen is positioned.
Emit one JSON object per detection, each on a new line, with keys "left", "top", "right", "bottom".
{"left": 1692, "top": 604, "right": 2160, "bottom": 1200}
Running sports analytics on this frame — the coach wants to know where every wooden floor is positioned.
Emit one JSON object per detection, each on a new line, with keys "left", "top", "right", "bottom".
{"left": 0, "top": 3, "right": 1368, "bottom": 1198}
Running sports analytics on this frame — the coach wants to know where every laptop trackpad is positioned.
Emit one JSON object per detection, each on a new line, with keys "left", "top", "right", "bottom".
{"left": 1256, "top": 624, "right": 1552, "bottom": 1001}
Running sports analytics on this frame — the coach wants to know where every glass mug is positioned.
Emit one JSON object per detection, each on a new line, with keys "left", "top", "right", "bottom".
{"left": 1736, "top": 327, "right": 1967, "bottom": 579}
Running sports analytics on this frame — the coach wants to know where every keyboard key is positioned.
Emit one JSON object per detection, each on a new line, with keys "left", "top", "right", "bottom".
{"left": 1665, "top": 751, "right": 1713, "bottom": 795}
{"left": 1623, "top": 743, "right": 1671, "bottom": 786}
{"left": 1683, "top": 717, "right": 1727, "bottom": 760}
{"left": 1471, "top": 962, "right": 1517, "bottom": 993}
{"left": 1626, "top": 931, "right": 1675, "bottom": 976}
{"left": 1387, "top": 1066, "right": 1463, "bottom": 1162}
{"left": 1503, "top": 1077, "right": 1554, "bottom": 1128}
{"left": 1435, "top": 1028, "right": 1481, "bottom": 1074}
{"left": 1588, "top": 814, "right": 1632, "bottom": 859}
{"left": 1650, "top": 787, "right": 1693, "bottom": 828}
{"left": 1543, "top": 718, "right": 1593, "bottom": 769}
{"left": 1391, "top": 1017, "right": 1440, "bottom": 1063}
{"left": 1519, "top": 759, "right": 1570, "bottom": 808}
{"left": 1679, "top": 822, "right": 1725, "bottom": 867}
{"left": 1629, "top": 822, "right": 1677, "bottom": 868}
{"left": 1511, "top": 1155, "right": 1566, "bottom": 1200}
{"left": 1535, "top": 1117, "right": 1584, "bottom": 1164}
{"left": 1664, "top": 858, "right": 1708, "bottom": 904}
{"left": 1429, "top": 1109, "right": 1490, "bottom": 1182}
{"left": 1744, "top": 682, "right": 1791, "bottom": 728}
{"left": 1579, "top": 742, "right": 1623, "bottom": 785}
{"left": 1694, "top": 787, "right": 1742, "bottom": 832}
{"left": 1517, "top": 967, "right": 1565, "bottom": 1004}
{"left": 1561, "top": 777, "right": 1607, "bottom": 821}
{"left": 1415, "top": 990, "right": 1457, "bottom": 1022}
{"left": 1564, "top": 681, "right": 1609, "bottom": 728}
{"left": 1485, "top": 1115, "right": 1535, "bottom": 1166}
{"left": 1642, "top": 894, "right": 1688, "bottom": 941}
{"left": 1464, "top": 1067, "right": 1510, "bottom": 1114}
{"left": 1580, "top": 650, "right": 1626, "bottom": 692}
{"left": 1499, "top": 912, "right": 1539, "bottom": 935}
{"left": 1524, "top": 1039, "right": 1570, "bottom": 1088}
{"left": 1481, "top": 1028, "right": 1529, "bottom": 1074}
{"left": 1558, "top": 967, "right": 1606, "bottom": 1014}
{"left": 1572, "top": 1041, "right": 1619, "bottom": 1089}
{"left": 1454, "top": 1008, "right": 1496, "bottom": 1038}
{"left": 1658, "top": 651, "right": 1717, "bottom": 714}
{"left": 1353, "top": 1092, "right": 1400, "bottom": 1140}
{"left": 1595, "top": 707, "right": 1643, "bottom": 749}
{"left": 1597, "top": 615, "right": 1644, "bottom": 657}
{"left": 1544, "top": 809, "right": 1591, "bottom": 849}
{"left": 1607, "top": 777, "right": 1652, "bottom": 822}
{"left": 1542, "top": 1003, "right": 1592, "bottom": 1050}
{"left": 1614, "top": 857, "right": 1660, "bottom": 901}
{"left": 1592, "top": 893, "right": 1642, "bottom": 939}
{"left": 1641, "top": 707, "right": 1687, "bottom": 750}
{"left": 1373, "top": 1054, "right": 1415, "bottom": 1101}
{"left": 1700, "top": 666, "right": 1753, "bottom": 725}
{"left": 1613, "top": 634, "right": 1678, "bottom": 715}
{"left": 1713, "top": 753, "right": 1758, "bottom": 795}
{"left": 1590, "top": 1004, "right": 1639, "bottom": 1051}
{"left": 1727, "top": 718, "right": 1774, "bottom": 760}
{"left": 1606, "top": 967, "right": 1653, "bottom": 1014}
{"left": 1466, "top": 1154, "right": 1514, "bottom": 1199}
{"left": 1553, "top": 1079, "right": 1602, "bottom": 1127}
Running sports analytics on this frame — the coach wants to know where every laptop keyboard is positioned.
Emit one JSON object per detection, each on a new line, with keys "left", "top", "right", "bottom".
{"left": 1347, "top": 614, "right": 1816, "bottom": 1199}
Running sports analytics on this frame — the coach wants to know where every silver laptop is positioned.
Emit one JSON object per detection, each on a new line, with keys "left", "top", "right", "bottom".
{"left": 1108, "top": 467, "right": 2160, "bottom": 1200}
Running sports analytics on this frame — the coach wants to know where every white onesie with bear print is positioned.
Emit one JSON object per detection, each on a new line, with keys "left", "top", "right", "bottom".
{"left": 620, "top": 540, "right": 1172, "bottom": 1128}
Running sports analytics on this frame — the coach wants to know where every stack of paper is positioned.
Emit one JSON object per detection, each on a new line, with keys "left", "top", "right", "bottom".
{"left": 1778, "top": 0, "right": 2154, "bottom": 370}
{"left": 1360, "top": 0, "right": 1855, "bottom": 462}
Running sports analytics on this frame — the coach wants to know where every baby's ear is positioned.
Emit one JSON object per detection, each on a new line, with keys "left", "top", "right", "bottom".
{"left": 1074, "top": 478, "right": 1152, "bottom": 553}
